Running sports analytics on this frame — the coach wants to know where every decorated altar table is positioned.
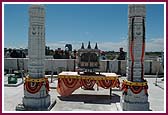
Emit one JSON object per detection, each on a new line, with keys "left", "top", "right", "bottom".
{"left": 57, "top": 72, "right": 120, "bottom": 97}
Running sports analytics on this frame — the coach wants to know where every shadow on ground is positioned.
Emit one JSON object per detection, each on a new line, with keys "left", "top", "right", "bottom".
{"left": 58, "top": 94, "right": 120, "bottom": 104}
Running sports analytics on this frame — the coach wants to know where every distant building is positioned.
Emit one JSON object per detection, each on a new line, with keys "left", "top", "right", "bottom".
{"left": 58, "top": 48, "right": 61, "bottom": 51}
{"left": 4, "top": 48, "right": 28, "bottom": 58}
{"left": 65, "top": 44, "right": 72, "bottom": 51}
{"left": 100, "top": 51, "right": 107, "bottom": 60}
{"left": 117, "top": 47, "right": 125, "bottom": 60}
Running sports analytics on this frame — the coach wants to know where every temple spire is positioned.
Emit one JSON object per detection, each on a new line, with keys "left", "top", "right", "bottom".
{"left": 87, "top": 41, "right": 91, "bottom": 49}
{"left": 95, "top": 43, "right": 98, "bottom": 49}
{"left": 81, "top": 42, "right": 84, "bottom": 49}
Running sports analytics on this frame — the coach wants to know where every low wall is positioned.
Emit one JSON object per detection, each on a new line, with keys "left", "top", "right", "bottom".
{"left": 99, "top": 60, "right": 164, "bottom": 75}
{"left": 4, "top": 58, "right": 164, "bottom": 75}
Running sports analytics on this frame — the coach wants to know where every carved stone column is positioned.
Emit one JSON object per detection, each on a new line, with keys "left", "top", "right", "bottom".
{"left": 121, "top": 4, "right": 150, "bottom": 111}
{"left": 22, "top": 5, "right": 50, "bottom": 110}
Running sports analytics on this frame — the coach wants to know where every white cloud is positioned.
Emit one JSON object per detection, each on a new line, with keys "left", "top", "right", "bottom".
{"left": 98, "top": 40, "right": 127, "bottom": 51}
{"left": 46, "top": 41, "right": 83, "bottom": 50}
{"left": 146, "top": 38, "right": 164, "bottom": 52}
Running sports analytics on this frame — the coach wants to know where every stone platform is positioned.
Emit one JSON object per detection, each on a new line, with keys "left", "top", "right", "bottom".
{"left": 3, "top": 76, "right": 165, "bottom": 112}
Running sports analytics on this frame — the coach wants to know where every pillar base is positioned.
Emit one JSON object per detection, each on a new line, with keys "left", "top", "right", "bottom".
{"left": 22, "top": 84, "right": 51, "bottom": 110}
{"left": 121, "top": 89, "right": 150, "bottom": 111}
{"left": 17, "top": 76, "right": 54, "bottom": 111}
{"left": 16, "top": 95, "right": 56, "bottom": 111}
{"left": 23, "top": 94, "right": 50, "bottom": 110}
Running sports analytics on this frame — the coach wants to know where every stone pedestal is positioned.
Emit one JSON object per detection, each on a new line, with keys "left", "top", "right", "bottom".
{"left": 121, "top": 89, "right": 149, "bottom": 111}
{"left": 23, "top": 84, "right": 50, "bottom": 110}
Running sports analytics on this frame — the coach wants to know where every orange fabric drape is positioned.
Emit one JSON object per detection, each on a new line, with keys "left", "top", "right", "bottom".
{"left": 57, "top": 77, "right": 120, "bottom": 97}
{"left": 25, "top": 81, "right": 43, "bottom": 94}
{"left": 81, "top": 79, "right": 96, "bottom": 89}
{"left": 24, "top": 78, "right": 50, "bottom": 94}
{"left": 57, "top": 78, "right": 81, "bottom": 97}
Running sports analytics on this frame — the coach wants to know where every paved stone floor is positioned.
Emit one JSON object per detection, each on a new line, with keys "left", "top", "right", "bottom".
{"left": 3, "top": 76, "right": 165, "bottom": 112}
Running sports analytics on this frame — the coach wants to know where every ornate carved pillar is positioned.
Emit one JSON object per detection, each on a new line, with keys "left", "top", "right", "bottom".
{"left": 22, "top": 5, "right": 50, "bottom": 110}
{"left": 121, "top": 4, "right": 150, "bottom": 111}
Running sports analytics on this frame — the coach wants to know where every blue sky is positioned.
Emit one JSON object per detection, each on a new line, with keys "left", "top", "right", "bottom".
{"left": 4, "top": 4, "right": 164, "bottom": 51}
